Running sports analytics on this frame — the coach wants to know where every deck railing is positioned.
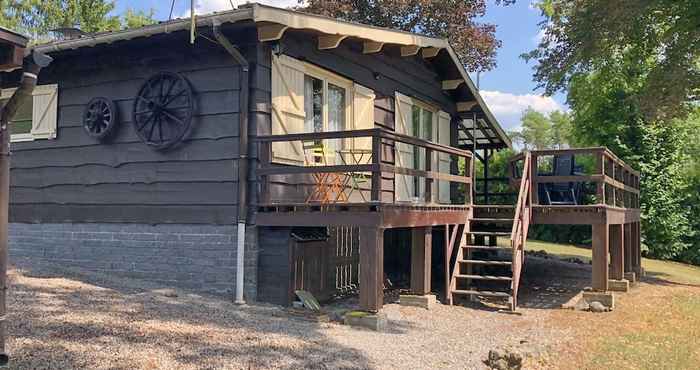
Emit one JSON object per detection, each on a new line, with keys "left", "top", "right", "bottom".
{"left": 255, "top": 128, "right": 473, "bottom": 208}
{"left": 509, "top": 147, "right": 640, "bottom": 209}
{"left": 510, "top": 152, "right": 532, "bottom": 309}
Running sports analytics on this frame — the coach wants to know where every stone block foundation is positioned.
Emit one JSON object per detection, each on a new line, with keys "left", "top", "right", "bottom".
{"left": 9, "top": 223, "right": 258, "bottom": 300}
{"left": 582, "top": 291, "right": 615, "bottom": 309}
{"left": 608, "top": 279, "right": 630, "bottom": 292}
{"left": 399, "top": 294, "right": 437, "bottom": 310}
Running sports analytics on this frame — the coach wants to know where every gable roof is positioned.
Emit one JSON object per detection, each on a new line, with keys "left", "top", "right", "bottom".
{"left": 32, "top": 3, "right": 510, "bottom": 149}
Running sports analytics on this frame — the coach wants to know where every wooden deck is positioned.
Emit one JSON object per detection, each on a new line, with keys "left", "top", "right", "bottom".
{"left": 254, "top": 131, "right": 642, "bottom": 312}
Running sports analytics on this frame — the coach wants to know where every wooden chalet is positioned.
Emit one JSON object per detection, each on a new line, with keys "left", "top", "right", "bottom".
{"left": 0, "top": 4, "right": 640, "bottom": 313}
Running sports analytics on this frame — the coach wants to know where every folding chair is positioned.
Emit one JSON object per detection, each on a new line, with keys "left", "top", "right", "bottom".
{"left": 303, "top": 141, "right": 347, "bottom": 204}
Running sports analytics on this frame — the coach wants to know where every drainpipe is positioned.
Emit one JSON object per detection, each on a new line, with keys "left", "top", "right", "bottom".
{"left": 212, "top": 21, "right": 249, "bottom": 305}
{"left": 0, "top": 50, "right": 52, "bottom": 366}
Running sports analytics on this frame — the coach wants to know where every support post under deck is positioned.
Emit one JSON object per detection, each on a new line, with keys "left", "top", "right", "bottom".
{"left": 360, "top": 226, "right": 384, "bottom": 312}
{"left": 592, "top": 223, "right": 609, "bottom": 291}
{"left": 623, "top": 223, "right": 632, "bottom": 273}
{"left": 609, "top": 224, "right": 624, "bottom": 281}
{"left": 632, "top": 222, "right": 642, "bottom": 276}
{"left": 411, "top": 227, "right": 432, "bottom": 295}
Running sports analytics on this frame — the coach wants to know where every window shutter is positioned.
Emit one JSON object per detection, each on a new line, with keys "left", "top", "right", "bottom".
{"left": 437, "top": 111, "right": 451, "bottom": 203}
{"left": 271, "top": 54, "right": 305, "bottom": 164}
{"left": 351, "top": 83, "right": 375, "bottom": 151}
{"left": 30, "top": 84, "right": 58, "bottom": 140}
{"left": 394, "top": 92, "right": 415, "bottom": 202}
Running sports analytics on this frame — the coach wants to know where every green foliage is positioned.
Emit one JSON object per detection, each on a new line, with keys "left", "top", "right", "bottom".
{"left": 635, "top": 121, "right": 692, "bottom": 259}
{"left": 120, "top": 8, "right": 156, "bottom": 30}
{"left": 523, "top": 0, "right": 699, "bottom": 264}
{"left": 301, "top": 0, "right": 515, "bottom": 72}
{"left": 566, "top": 51, "right": 695, "bottom": 262}
{"left": 509, "top": 108, "right": 572, "bottom": 150}
{"left": 524, "top": 0, "right": 700, "bottom": 122}
{"left": 0, "top": 1, "right": 156, "bottom": 40}
{"left": 682, "top": 110, "right": 700, "bottom": 264}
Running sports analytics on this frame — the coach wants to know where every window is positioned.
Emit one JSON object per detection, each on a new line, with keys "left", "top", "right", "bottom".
{"left": 395, "top": 92, "right": 452, "bottom": 203}
{"left": 271, "top": 54, "right": 368, "bottom": 165}
{"left": 0, "top": 84, "right": 58, "bottom": 142}
{"left": 411, "top": 104, "right": 435, "bottom": 197}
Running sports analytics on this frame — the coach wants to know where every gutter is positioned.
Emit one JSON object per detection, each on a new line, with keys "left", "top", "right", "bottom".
{"left": 212, "top": 22, "right": 250, "bottom": 305}
{"left": 32, "top": 8, "right": 254, "bottom": 54}
{"left": 0, "top": 50, "right": 52, "bottom": 366}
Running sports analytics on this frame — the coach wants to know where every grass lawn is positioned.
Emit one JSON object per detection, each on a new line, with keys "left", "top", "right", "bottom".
{"left": 525, "top": 239, "right": 700, "bottom": 286}
{"left": 525, "top": 239, "right": 700, "bottom": 369}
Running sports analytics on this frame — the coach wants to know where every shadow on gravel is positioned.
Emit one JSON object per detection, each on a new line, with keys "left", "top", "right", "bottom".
{"left": 7, "top": 265, "right": 374, "bottom": 370}
{"left": 516, "top": 256, "right": 591, "bottom": 310}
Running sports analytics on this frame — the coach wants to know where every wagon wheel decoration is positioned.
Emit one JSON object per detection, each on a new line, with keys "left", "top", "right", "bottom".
{"left": 132, "top": 72, "right": 194, "bottom": 150}
{"left": 83, "top": 97, "right": 118, "bottom": 140}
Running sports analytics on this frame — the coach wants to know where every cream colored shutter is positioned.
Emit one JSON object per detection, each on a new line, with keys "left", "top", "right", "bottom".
{"left": 437, "top": 111, "right": 451, "bottom": 203}
{"left": 352, "top": 83, "right": 375, "bottom": 152}
{"left": 271, "top": 54, "right": 305, "bottom": 164}
{"left": 394, "top": 92, "right": 414, "bottom": 202}
{"left": 30, "top": 84, "right": 58, "bottom": 139}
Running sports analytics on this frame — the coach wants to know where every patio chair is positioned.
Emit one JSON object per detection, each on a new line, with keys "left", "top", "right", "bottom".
{"left": 543, "top": 154, "right": 580, "bottom": 205}
{"left": 303, "top": 140, "right": 347, "bottom": 204}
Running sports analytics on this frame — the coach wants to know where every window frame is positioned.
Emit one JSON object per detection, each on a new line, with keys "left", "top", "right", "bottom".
{"left": 302, "top": 62, "right": 353, "bottom": 134}
{"left": 0, "top": 84, "right": 58, "bottom": 143}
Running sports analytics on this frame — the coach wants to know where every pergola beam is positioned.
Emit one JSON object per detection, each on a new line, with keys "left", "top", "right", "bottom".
{"left": 363, "top": 41, "right": 384, "bottom": 54}
{"left": 442, "top": 79, "right": 464, "bottom": 90}
{"left": 400, "top": 45, "right": 421, "bottom": 57}
{"left": 258, "top": 24, "right": 288, "bottom": 41}
{"left": 421, "top": 47, "right": 440, "bottom": 58}
{"left": 318, "top": 34, "right": 348, "bottom": 50}
{"left": 456, "top": 101, "right": 478, "bottom": 112}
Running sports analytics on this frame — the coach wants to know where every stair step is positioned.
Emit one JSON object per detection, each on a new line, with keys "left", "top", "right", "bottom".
{"left": 452, "top": 289, "right": 511, "bottom": 298}
{"left": 458, "top": 259, "right": 512, "bottom": 266}
{"left": 469, "top": 231, "right": 511, "bottom": 237}
{"left": 455, "top": 274, "right": 513, "bottom": 281}
{"left": 472, "top": 205, "right": 515, "bottom": 209}
{"left": 462, "top": 245, "right": 511, "bottom": 250}
{"left": 470, "top": 218, "right": 514, "bottom": 223}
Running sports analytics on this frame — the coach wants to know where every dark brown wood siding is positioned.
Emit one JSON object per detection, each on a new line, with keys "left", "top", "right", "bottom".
{"left": 9, "top": 26, "right": 259, "bottom": 224}
{"left": 250, "top": 31, "right": 457, "bottom": 210}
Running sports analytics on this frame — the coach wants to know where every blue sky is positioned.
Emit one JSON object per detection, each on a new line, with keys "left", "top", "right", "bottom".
{"left": 113, "top": 0, "right": 567, "bottom": 131}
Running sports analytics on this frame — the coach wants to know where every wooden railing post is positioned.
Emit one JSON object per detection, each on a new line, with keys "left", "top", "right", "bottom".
{"left": 595, "top": 150, "right": 605, "bottom": 205}
{"left": 424, "top": 148, "right": 433, "bottom": 204}
{"left": 530, "top": 153, "right": 539, "bottom": 205}
{"left": 371, "top": 133, "right": 381, "bottom": 202}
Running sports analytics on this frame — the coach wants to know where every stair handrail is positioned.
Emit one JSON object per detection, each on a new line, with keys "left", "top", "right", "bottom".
{"left": 509, "top": 151, "right": 532, "bottom": 309}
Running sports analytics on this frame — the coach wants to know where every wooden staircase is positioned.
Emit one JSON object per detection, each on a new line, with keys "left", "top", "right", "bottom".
{"left": 448, "top": 153, "right": 532, "bottom": 311}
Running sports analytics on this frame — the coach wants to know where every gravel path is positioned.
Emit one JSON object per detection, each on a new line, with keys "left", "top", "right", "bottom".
{"left": 7, "top": 259, "right": 580, "bottom": 370}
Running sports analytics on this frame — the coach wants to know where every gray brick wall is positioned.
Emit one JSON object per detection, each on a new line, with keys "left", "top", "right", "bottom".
{"left": 9, "top": 223, "right": 258, "bottom": 300}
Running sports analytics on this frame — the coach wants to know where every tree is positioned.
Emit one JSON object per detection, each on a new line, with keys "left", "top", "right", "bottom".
{"left": 509, "top": 108, "right": 571, "bottom": 150}
{"left": 120, "top": 8, "right": 156, "bottom": 30}
{"left": 566, "top": 52, "right": 694, "bottom": 261}
{"left": 549, "top": 110, "right": 572, "bottom": 149}
{"left": 0, "top": 1, "right": 155, "bottom": 40}
{"left": 524, "top": 0, "right": 700, "bottom": 122}
{"left": 300, "top": 0, "right": 515, "bottom": 72}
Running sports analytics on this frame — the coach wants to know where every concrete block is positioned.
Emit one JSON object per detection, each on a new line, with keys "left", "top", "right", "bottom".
{"left": 399, "top": 294, "right": 437, "bottom": 310}
{"left": 608, "top": 279, "right": 629, "bottom": 292}
{"left": 344, "top": 311, "right": 387, "bottom": 331}
{"left": 582, "top": 291, "right": 615, "bottom": 309}
{"left": 624, "top": 272, "right": 636, "bottom": 283}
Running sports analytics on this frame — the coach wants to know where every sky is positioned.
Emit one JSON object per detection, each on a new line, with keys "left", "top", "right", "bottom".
{"left": 113, "top": 0, "right": 567, "bottom": 132}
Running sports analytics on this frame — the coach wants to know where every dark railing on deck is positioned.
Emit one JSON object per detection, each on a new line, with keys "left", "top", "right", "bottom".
{"left": 255, "top": 128, "right": 473, "bottom": 208}
{"left": 508, "top": 147, "right": 640, "bottom": 209}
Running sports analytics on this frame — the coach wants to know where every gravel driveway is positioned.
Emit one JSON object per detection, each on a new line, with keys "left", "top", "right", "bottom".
{"left": 7, "top": 257, "right": 581, "bottom": 369}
